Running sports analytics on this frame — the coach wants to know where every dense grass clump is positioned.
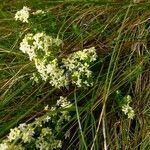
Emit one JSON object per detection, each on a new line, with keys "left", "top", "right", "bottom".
{"left": 0, "top": 1, "right": 150, "bottom": 149}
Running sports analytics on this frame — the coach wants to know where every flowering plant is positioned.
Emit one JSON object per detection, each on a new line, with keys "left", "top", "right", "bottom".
{"left": 15, "top": 6, "right": 98, "bottom": 89}
{"left": 116, "top": 91, "right": 135, "bottom": 119}
{"left": 0, "top": 97, "right": 72, "bottom": 150}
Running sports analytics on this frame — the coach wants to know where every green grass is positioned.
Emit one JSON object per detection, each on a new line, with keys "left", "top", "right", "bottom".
{"left": 0, "top": 0, "right": 150, "bottom": 149}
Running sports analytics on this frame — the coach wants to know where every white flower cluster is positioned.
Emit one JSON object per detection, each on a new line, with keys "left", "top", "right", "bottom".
{"left": 121, "top": 95, "right": 135, "bottom": 119}
{"left": 20, "top": 32, "right": 62, "bottom": 61}
{"left": 15, "top": 6, "right": 31, "bottom": 23}
{"left": 0, "top": 97, "right": 72, "bottom": 150}
{"left": 63, "top": 47, "right": 97, "bottom": 87}
{"left": 57, "top": 96, "right": 72, "bottom": 108}
{"left": 35, "top": 59, "right": 68, "bottom": 88}
{"left": 20, "top": 33, "right": 35, "bottom": 60}
{"left": 34, "top": 46, "right": 97, "bottom": 88}
{"left": 19, "top": 32, "right": 68, "bottom": 88}
{"left": 15, "top": 7, "right": 97, "bottom": 88}
{"left": 15, "top": 7, "right": 46, "bottom": 23}
{"left": 19, "top": 32, "right": 97, "bottom": 88}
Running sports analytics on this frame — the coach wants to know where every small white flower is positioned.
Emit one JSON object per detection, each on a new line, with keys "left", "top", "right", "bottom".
{"left": 65, "top": 130, "right": 70, "bottom": 139}
{"left": 43, "top": 116, "right": 51, "bottom": 123}
{"left": 44, "top": 105, "right": 49, "bottom": 111}
{"left": 57, "top": 96, "right": 72, "bottom": 108}
{"left": 18, "top": 123, "right": 27, "bottom": 131}
{"left": 51, "top": 106, "right": 56, "bottom": 111}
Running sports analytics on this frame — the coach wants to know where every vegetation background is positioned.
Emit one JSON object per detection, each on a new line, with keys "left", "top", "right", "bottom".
{"left": 0, "top": 0, "right": 150, "bottom": 149}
